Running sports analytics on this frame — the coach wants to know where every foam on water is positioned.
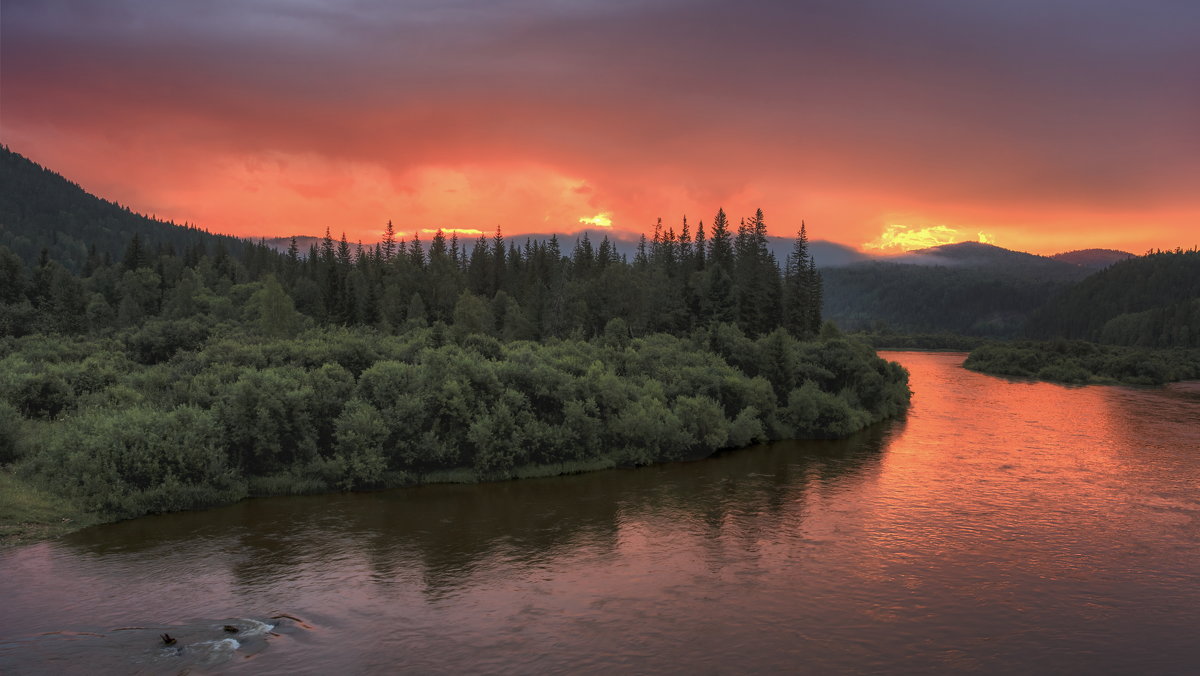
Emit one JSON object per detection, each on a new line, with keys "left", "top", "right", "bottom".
{"left": 228, "top": 618, "right": 275, "bottom": 638}
{"left": 191, "top": 636, "right": 240, "bottom": 663}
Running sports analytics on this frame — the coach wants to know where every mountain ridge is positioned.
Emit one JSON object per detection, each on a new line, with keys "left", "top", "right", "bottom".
{"left": 0, "top": 145, "right": 248, "bottom": 271}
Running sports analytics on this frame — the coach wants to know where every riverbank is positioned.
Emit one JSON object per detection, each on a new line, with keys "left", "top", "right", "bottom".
{"left": 850, "top": 331, "right": 987, "bottom": 351}
{"left": 0, "top": 457, "right": 621, "bottom": 549}
{"left": 0, "top": 436, "right": 841, "bottom": 549}
{"left": 964, "top": 340, "right": 1200, "bottom": 385}
{"left": 0, "top": 471, "right": 96, "bottom": 548}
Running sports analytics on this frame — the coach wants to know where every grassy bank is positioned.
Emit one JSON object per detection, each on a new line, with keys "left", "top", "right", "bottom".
{"left": 0, "top": 457, "right": 625, "bottom": 548}
{"left": 0, "top": 470, "right": 96, "bottom": 548}
{"left": 850, "top": 331, "right": 987, "bottom": 351}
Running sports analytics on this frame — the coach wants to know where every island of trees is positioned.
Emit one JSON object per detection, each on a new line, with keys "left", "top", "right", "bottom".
{"left": 0, "top": 147, "right": 910, "bottom": 539}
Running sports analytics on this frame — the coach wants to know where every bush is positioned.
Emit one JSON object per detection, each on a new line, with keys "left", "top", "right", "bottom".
{"left": 124, "top": 318, "right": 210, "bottom": 364}
{"left": 21, "top": 405, "right": 244, "bottom": 518}
{"left": 14, "top": 372, "right": 73, "bottom": 419}
{"left": 333, "top": 399, "right": 388, "bottom": 489}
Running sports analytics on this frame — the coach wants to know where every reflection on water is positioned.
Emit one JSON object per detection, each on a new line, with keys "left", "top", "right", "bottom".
{"left": 2, "top": 352, "right": 1198, "bottom": 674}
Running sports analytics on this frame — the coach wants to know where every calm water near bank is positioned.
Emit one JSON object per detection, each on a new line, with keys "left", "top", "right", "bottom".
{"left": 2, "top": 352, "right": 1199, "bottom": 674}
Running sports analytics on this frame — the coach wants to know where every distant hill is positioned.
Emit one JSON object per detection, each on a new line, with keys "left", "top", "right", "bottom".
{"left": 822, "top": 242, "right": 1093, "bottom": 336}
{"left": 880, "top": 241, "right": 1076, "bottom": 271}
{"left": 1049, "top": 248, "right": 1135, "bottom": 269}
{"left": 1027, "top": 250, "right": 1200, "bottom": 347}
{"left": 0, "top": 146, "right": 247, "bottom": 271}
{"left": 263, "top": 236, "right": 324, "bottom": 256}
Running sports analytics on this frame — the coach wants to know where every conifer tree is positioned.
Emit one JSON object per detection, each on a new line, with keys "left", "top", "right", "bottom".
{"left": 123, "top": 234, "right": 146, "bottom": 271}
{"left": 708, "top": 209, "right": 734, "bottom": 272}
{"left": 336, "top": 233, "right": 352, "bottom": 268}
{"left": 409, "top": 234, "right": 425, "bottom": 268}
{"left": 783, "top": 221, "right": 813, "bottom": 336}
{"left": 382, "top": 220, "right": 397, "bottom": 260}
{"left": 321, "top": 227, "right": 336, "bottom": 264}
{"left": 806, "top": 253, "right": 823, "bottom": 334}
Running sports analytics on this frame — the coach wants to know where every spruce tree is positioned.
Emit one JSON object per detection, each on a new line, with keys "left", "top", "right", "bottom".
{"left": 783, "top": 221, "right": 812, "bottom": 336}
{"left": 382, "top": 220, "right": 397, "bottom": 261}
{"left": 708, "top": 209, "right": 734, "bottom": 272}
{"left": 123, "top": 234, "right": 146, "bottom": 271}
{"left": 806, "top": 253, "right": 823, "bottom": 334}
{"left": 336, "top": 233, "right": 352, "bottom": 267}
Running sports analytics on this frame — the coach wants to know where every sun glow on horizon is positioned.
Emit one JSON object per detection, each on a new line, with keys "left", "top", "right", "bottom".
{"left": 579, "top": 213, "right": 613, "bottom": 228}
{"left": 865, "top": 223, "right": 997, "bottom": 252}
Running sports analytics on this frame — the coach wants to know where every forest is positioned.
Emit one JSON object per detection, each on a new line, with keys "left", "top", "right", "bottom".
{"left": 0, "top": 148, "right": 910, "bottom": 534}
{"left": 821, "top": 243, "right": 1095, "bottom": 337}
{"left": 1025, "top": 250, "right": 1200, "bottom": 347}
{"left": 962, "top": 249, "right": 1200, "bottom": 385}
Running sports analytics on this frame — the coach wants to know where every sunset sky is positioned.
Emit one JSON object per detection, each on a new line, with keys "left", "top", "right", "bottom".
{"left": 3, "top": 0, "right": 1197, "bottom": 254}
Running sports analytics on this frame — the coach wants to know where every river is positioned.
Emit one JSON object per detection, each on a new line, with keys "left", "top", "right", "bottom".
{"left": 2, "top": 351, "right": 1199, "bottom": 674}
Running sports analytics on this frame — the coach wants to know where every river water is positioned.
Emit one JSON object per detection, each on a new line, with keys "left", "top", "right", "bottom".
{"left": 2, "top": 351, "right": 1199, "bottom": 674}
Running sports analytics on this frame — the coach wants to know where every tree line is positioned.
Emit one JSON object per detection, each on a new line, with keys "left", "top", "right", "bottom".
{"left": 1, "top": 208, "right": 823, "bottom": 347}
{"left": 963, "top": 339, "right": 1200, "bottom": 386}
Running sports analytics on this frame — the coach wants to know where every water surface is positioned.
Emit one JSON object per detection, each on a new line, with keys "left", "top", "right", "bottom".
{"left": 2, "top": 352, "right": 1198, "bottom": 674}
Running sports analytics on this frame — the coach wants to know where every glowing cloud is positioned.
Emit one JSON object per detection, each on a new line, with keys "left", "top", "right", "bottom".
{"left": 865, "top": 224, "right": 996, "bottom": 252}
{"left": 579, "top": 213, "right": 613, "bottom": 228}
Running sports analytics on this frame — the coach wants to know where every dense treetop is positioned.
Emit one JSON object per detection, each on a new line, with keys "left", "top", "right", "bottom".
{"left": 1, "top": 326, "right": 910, "bottom": 518}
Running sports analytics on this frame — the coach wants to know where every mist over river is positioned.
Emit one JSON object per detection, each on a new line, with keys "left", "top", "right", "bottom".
{"left": 2, "top": 352, "right": 1199, "bottom": 674}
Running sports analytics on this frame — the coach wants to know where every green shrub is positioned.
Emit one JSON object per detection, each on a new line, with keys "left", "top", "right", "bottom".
{"left": 21, "top": 405, "right": 244, "bottom": 518}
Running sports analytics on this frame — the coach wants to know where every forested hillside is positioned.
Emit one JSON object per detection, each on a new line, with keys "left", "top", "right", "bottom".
{"left": 0, "top": 146, "right": 248, "bottom": 273}
{"left": 1049, "top": 249, "right": 1134, "bottom": 269}
{"left": 821, "top": 243, "right": 1091, "bottom": 336}
{"left": 1026, "top": 250, "right": 1200, "bottom": 347}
